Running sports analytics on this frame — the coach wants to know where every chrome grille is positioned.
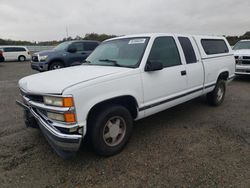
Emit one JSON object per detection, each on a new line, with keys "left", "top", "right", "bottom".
{"left": 20, "top": 89, "right": 43, "bottom": 103}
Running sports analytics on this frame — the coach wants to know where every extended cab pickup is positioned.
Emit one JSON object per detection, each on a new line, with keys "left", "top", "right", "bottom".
{"left": 16, "top": 33, "right": 235, "bottom": 158}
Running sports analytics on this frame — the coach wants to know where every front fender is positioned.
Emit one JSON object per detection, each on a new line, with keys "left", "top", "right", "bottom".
{"left": 63, "top": 72, "right": 144, "bottom": 132}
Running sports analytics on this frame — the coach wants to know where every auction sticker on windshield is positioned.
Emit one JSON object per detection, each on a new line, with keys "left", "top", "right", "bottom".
{"left": 128, "top": 39, "right": 146, "bottom": 44}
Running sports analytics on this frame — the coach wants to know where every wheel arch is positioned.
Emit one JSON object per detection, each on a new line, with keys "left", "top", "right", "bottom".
{"left": 217, "top": 70, "right": 229, "bottom": 81}
{"left": 86, "top": 95, "right": 139, "bottom": 125}
{"left": 48, "top": 58, "right": 65, "bottom": 67}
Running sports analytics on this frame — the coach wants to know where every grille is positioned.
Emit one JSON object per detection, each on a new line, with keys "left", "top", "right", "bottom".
{"left": 37, "top": 108, "right": 47, "bottom": 117}
{"left": 21, "top": 93, "right": 43, "bottom": 103}
{"left": 26, "top": 94, "right": 44, "bottom": 103}
{"left": 236, "top": 69, "right": 250, "bottom": 73}
{"left": 242, "top": 61, "right": 250, "bottom": 65}
{"left": 243, "top": 56, "right": 250, "bottom": 60}
{"left": 235, "top": 56, "right": 250, "bottom": 60}
{"left": 236, "top": 60, "right": 250, "bottom": 65}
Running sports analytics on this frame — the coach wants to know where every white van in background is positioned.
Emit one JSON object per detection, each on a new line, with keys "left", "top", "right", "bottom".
{"left": 0, "top": 46, "right": 31, "bottom": 62}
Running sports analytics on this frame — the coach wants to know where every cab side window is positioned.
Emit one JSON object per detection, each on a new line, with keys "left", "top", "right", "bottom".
{"left": 84, "top": 42, "right": 99, "bottom": 51}
{"left": 71, "top": 43, "right": 84, "bottom": 52}
{"left": 178, "top": 37, "right": 197, "bottom": 64}
{"left": 148, "top": 37, "right": 181, "bottom": 68}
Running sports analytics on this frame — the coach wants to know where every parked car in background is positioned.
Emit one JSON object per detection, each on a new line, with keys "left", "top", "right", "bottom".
{"left": 233, "top": 40, "right": 250, "bottom": 75}
{"left": 0, "top": 46, "right": 30, "bottom": 62}
{"left": 17, "top": 33, "right": 235, "bottom": 158}
{"left": 31, "top": 40, "right": 100, "bottom": 71}
{"left": 0, "top": 49, "right": 4, "bottom": 62}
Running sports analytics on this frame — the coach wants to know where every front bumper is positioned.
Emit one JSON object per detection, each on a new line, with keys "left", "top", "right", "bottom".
{"left": 16, "top": 98, "right": 83, "bottom": 158}
{"left": 235, "top": 65, "right": 250, "bottom": 75}
{"left": 31, "top": 61, "right": 49, "bottom": 71}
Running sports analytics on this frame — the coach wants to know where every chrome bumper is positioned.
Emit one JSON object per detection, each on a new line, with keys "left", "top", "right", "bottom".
{"left": 16, "top": 99, "right": 83, "bottom": 158}
{"left": 235, "top": 65, "right": 250, "bottom": 75}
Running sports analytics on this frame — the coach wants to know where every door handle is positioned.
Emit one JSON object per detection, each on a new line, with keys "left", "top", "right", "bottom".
{"left": 181, "top": 70, "right": 187, "bottom": 76}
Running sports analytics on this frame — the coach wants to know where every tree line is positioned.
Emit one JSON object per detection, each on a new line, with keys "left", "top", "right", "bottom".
{"left": 0, "top": 33, "right": 118, "bottom": 46}
{"left": 0, "top": 32, "right": 249, "bottom": 46}
{"left": 226, "top": 31, "right": 250, "bottom": 45}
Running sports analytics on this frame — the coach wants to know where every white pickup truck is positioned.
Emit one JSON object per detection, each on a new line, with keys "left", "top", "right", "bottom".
{"left": 233, "top": 40, "right": 250, "bottom": 75}
{"left": 17, "top": 33, "right": 235, "bottom": 158}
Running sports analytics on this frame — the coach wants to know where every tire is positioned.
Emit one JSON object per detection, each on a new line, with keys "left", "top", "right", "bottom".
{"left": 24, "top": 110, "right": 39, "bottom": 128}
{"left": 207, "top": 79, "right": 226, "bottom": 106}
{"left": 18, "top": 55, "right": 26, "bottom": 62}
{"left": 49, "top": 62, "right": 64, "bottom": 70}
{"left": 0, "top": 56, "right": 4, "bottom": 62}
{"left": 88, "top": 105, "right": 133, "bottom": 156}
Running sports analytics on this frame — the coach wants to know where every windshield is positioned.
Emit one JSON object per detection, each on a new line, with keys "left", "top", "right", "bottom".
{"left": 86, "top": 37, "right": 149, "bottom": 68}
{"left": 54, "top": 41, "right": 72, "bottom": 51}
{"left": 233, "top": 41, "right": 250, "bottom": 50}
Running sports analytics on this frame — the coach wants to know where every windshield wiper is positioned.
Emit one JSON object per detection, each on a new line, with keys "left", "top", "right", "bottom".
{"left": 98, "top": 59, "right": 122, "bottom": 67}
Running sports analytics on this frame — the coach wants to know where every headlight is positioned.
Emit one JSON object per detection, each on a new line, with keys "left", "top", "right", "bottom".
{"left": 43, "top": 96, "right": 74, "bottom": 107}
{"left": 39, "top": 55, "right": 48, "bottom": 61}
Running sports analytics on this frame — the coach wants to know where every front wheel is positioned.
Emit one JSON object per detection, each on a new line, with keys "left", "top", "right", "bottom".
{"left": 88, "top": 105, "right": 133, "bottom": 156}
{"left": 207, "top": 79, "right": 226, "bottom": 106}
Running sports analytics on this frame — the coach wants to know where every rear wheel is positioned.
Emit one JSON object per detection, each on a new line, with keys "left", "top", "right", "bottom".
{"left": 207, "top": 79, "right": 226, "bottom": 106}
{"left": 88, "top": 105, "right": 133, "bottom": 156}
{"left": 18, "top": 55, "right": 26, "bottom": 62}
{"left": 0, "top": 56, "right": 4, "bottom": 62}
{"left": 49, "top": 62, "right": 64, "bottom": 70}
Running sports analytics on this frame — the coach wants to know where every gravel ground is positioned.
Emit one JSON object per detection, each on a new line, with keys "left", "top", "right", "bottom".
{"left": 0, "top": 61, "right": 249, "bottom": 188}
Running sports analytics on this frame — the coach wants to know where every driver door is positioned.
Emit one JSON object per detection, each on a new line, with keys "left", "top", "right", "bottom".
{"left": 141, "top": 36, "right": 188, "bottom": 116}
{"left": 67, "top": 42, "right": 86, "bottom": 66}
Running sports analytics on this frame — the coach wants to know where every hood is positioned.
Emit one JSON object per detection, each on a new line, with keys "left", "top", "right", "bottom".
{"left": 233, "top": 49, "right": 250, "bottom": 56}
{"left": 19, "top": 65, "right": 130, "bottom": 94}
{"left": 34, "top": 49, "right": 61, "bottom": 56}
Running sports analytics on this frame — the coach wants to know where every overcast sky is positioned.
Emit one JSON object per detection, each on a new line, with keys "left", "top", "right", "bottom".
{"left": 0, "top": 0, "right": 249, "bottom": 41}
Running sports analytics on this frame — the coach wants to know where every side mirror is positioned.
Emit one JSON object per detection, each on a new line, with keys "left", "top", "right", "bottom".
{"left": 68, "top": 47, "right": 77, "bottom": 53}
{"left": 145, "top": 60, "right": 163, "bottom": 72}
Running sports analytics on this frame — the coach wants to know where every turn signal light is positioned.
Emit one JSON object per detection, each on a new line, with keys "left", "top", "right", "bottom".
{"left": 64, "top": 113, "right": 76, "bottom": 123}
{"left": 63, "top": 97, "right": 74, "bottom": 107}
